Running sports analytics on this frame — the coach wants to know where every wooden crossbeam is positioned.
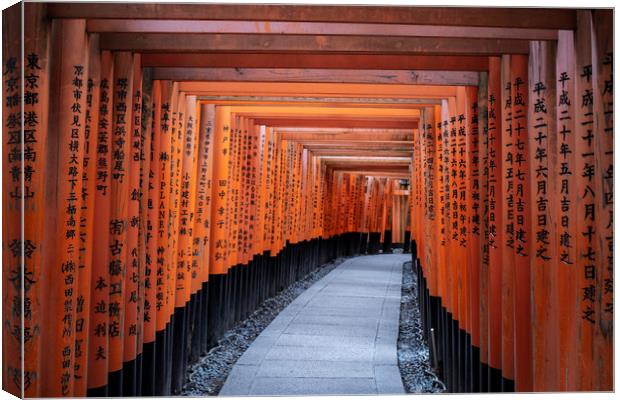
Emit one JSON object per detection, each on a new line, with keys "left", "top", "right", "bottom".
{"left": 153, "top": 68, "right": 479, "bottom": 86}
{"left": 190, "top": 82, "right": 457, "bottom": 98}
{"left": 274, "top": 127, "right": 413, "bottom": 134}
{"left": 143, "top": 53, "right": 490, "bottom": 71}
{"left": 100, "top": 33, "right": 530, "bottom": 55}
{"left": 87, "top": 19, "right": 558, "bottom": 40}
{"left": 253, "top": 118, "right": 417, "bottom": 129}
{"left": 308, "top": 150, "right": 413, "bottom": 158}
{"left": 279, "top": 131, "right": 413, "bottom": 141}
{"left": 327, "top": 170, "right": 411, "bottom": 179}
{"left": 198, "top": 97, "right": 441, "bottom": 108}
{"left": 227, "top": 105, "right": 419, "bottom": 122}
{"left": 325, "top": 163, "right": 410, "bottom": 172}
{"left": 48, "top": 4, "right": 577, "bottom": 29}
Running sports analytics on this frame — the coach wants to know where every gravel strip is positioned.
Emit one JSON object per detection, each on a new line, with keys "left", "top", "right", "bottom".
{"left": 397, "top": 260, "right": 446, "bottom": 393}
{"left": 181, "top": 257, "right": 347, "bottom": 396}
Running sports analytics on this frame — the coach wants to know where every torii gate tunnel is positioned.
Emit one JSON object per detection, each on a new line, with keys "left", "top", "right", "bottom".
{"left": 2, "top": 2, "right": 614, "bottom": 397}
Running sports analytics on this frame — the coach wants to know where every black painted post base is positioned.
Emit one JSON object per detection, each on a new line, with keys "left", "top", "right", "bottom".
{"left": 403, "top": 231, "right": 411, "bottom": 253}
{"left": 382, "top": 230, "right": 393, "bottom": 253}
{"left": 415, "top": 257, "right": 519, "bottom": 394}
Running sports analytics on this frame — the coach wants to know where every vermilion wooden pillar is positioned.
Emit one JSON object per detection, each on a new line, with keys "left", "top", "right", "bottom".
{"left": 510, "top": 54, "right": 533, "bottom": 393}
{"left": 528, "top": 40, "right": 559, "bottom": 392}
{"left": 87, "top": 50, "right": 113, "bottom": 395}
{"left": 39, "top": 18, "right": 88, "bottom": 397}
{"left": 486, "top": 56, "right": 503, "bottom": 390}
{"left": 2, "top": 5, "right": 23, "bottom": 396}
{"left": 499, "top": 54, "right": 515, "bottom": 391}
{"left": 591, "top": 10, "right": 613, "bottom": 391}
{"left": 74, "top": 33, "right": 101, "bottom": 398}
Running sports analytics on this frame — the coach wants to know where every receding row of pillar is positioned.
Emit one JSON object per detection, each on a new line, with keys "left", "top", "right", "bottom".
{"left": 410, "top": 10, "right": 613, "bottom": 393}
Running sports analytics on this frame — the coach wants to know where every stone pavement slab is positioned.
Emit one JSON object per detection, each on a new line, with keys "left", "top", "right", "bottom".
{"left": 219, "top": 254, "right": 408, "bottom": 396}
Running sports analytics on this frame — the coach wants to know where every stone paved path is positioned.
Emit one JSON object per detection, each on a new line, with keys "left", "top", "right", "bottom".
{"left": 220, "top": 254, "right": 407, "bottom": 396}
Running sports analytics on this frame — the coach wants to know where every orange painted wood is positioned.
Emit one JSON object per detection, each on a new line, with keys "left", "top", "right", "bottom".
{"left": 144, "top": 79, "right": 162, "bottom": 345}
{"left": 231, "top": 115, "right": 243, "bottom": 266}
{"left": 18, "top": 3, "right": 50, "bottom": 396}
{"left": 179, "top": 81, "right": 457, "bottom": 99}
{"left": 87, "top": 50, "right": 114, "bottom": 391}
{"left": 137, "top": 68, "right": 154, "bottom": 355}
{"left": 476, "top": 71, "right": 490, "bottom": 369}
{"left": 209, "top": 106, "right": 233, "bottom": 275}
{"left": 528, "top": 40, "right": 559, "bottom": 392}
{"left": 107, "top": 51, "right": 135, "bottom": 376}
{"left": 122, "top": 53, "right": 142, "bottom": 365}
{"left": 39, "top": 19, "right": 88, "bottom": 396}
{"left": 168, "top": 89, "right": 183, "bottom": 312}
{"left": 554, "top": 29, "right": 579, "bottom": 392}
{"left": 193, "top": 103, "right": 216, "bottom": 287}
{"left": 499, "top": 54, "right": 515, "bottom": 382}
{"left": 456, "top": 87, "right": 469, "bottom": 335}
{"left": 574, "top": 11, "right": 595, "bottom": 391}
{"left": 466, "top": 86, "right": 481, "bottom": 349}
{"left": 447, "top": 97, "right": 459, "bottom": 321}
{"left": 176, "top": 95, "right": 198, "bottom": 305}
{"left": 74, "top": 34, "right": 101, "bottom": 397}
{"left": 486, "top": 56, "right": 503, "bottom": 373}
{"left": 439, "top": 101, "right": 451, "bottom": 310}
{"left": 591, "top": 9, "right": 613, "bottom": 391}
{"left": 1, "top": 6, "right": 23, "bottom": 395}
{"left": 156, "top": 80, "right": 173, "bottom": 331}
{"left": 510, "top": 54, "right": 533, "bottom": 392}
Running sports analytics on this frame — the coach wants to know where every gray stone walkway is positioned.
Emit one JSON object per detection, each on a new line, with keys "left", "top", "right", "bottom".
{"left": 220, "top": 254, "right": 408, "bottom": 396}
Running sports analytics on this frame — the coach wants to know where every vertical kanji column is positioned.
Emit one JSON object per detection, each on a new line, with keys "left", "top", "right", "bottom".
{"left": 107, "top": 51, "right": 135, "bottom": 395}
{"left": 555, "top": 29, "right": 578, "bottom": 392}
{"left": 208, "top": 106, "right": 231, "bottom": 347}
{"left": 122, "top": 53, "right": 142, "bottom": 395}
{"left": 574, "top": 11, "right": 595, "bottom": 391}
{"left": 2, "top": 5, "right": 23, "bottom": 396}
{"left": 75, "top": 33, "right": 100, "bottom": 397}
{"left": 87, "top": 50, "right": 113, "bottom": 395}
{"left": 499, "top": 55, "right": 515, "bottom": 390}
{"left": 486, "top": 56, "right": 503, "bottom": 390}
{"left": 510, "top": 54, "right": 532, "bottom": 392}
{"left": 591, "top": 9, "right": 613, "bottom": 391}
{"left": 528, "top": 41, "right": 559, "bottom": 391}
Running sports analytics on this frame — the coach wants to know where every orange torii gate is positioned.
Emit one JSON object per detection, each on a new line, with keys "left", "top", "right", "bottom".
{"left": 2, "top": 3, "right": 613, "bottom": 398}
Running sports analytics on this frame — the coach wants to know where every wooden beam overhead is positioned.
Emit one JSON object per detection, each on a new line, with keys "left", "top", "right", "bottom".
{"left": 305, "top": 142, "right": 414, "bottom": 147}
{"left": 228, "top": 105, "right": 419, "bottom": 119}
{"left": 48, "top": 4, "right": 577, "bottom": 29}
{"left": 87, "top": 19, "right": 558, "bottom": 40}
{"left": 99, "top": 33, "right": 530, "bottom": 55}
{"left": 153, "top": 68, "right": 479, "bottom": 86}
{"left": 252, "top": 118, "right": 417, "bottom": 129}
{"left": 331, "top": 172, "right": 411, "bottom": 179}
{"left": 308, "top": 150, "right": 413, "bottom": 158}
{"left": 142, "top": 53, "right": 490, "bottom": 71}
{"left": 274, "top": 128, "right": 413, "bottom": 134}
{"left": 301, "top": 142, "right": 413, "bottom": 148}
{"left": 189, "top": 82, "right": 457, "bottom": 98}
{"left": 279, "top": 131, "right": 413, "bottom": 141}
{"left": 198, "top": 97, "right": 441, "bottom": 108}
{"left": 325, "top": 163, "right": 410, "bottom": 171}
